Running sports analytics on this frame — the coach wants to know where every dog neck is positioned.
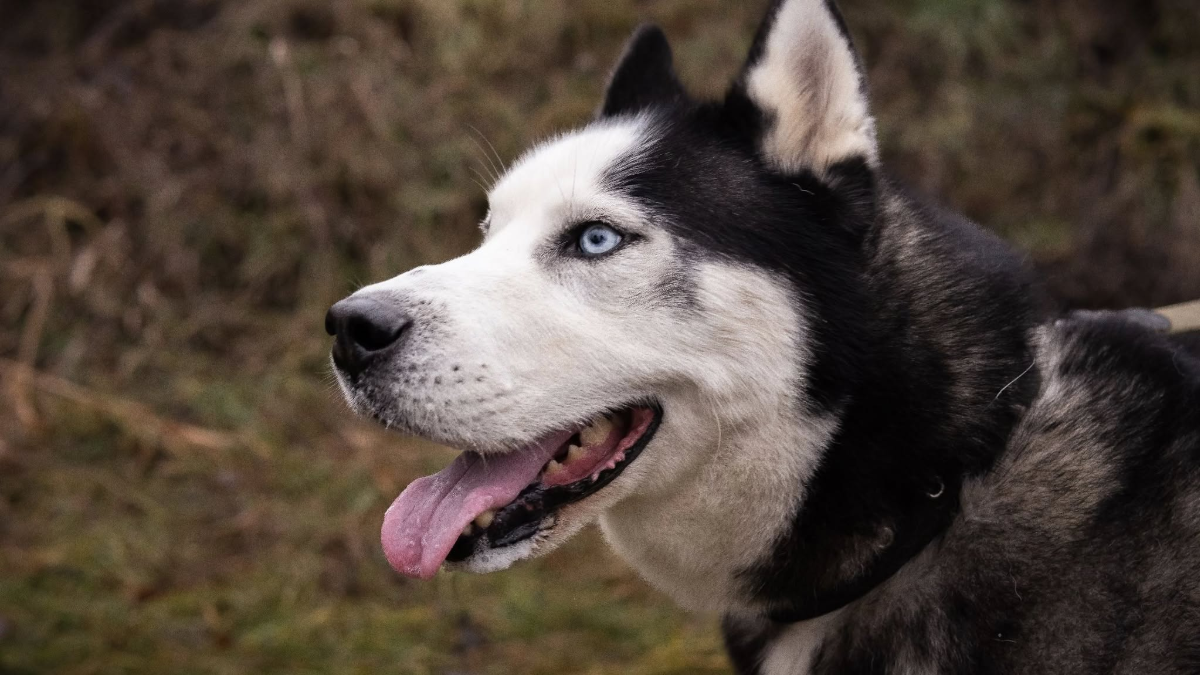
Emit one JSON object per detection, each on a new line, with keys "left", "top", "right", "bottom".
{"left": 747, "top": 179, "right": 1046, "bottom": 622}
{"left": 599, "top": 262, "right": 841, "bottom": 614}
{"left": 600, "top": 166, "right": 1044, "bottom": 619}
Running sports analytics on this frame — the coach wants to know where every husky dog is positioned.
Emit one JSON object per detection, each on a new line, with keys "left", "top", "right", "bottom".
{"left": 326, "top": 1, "right": 1200, "bottom": 672}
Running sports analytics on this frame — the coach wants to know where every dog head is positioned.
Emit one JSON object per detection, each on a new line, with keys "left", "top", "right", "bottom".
{"left": 328, "top": 0, "right": 879, "bottom": 612}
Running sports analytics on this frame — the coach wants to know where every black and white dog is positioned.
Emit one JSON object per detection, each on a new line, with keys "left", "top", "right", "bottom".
{"left": 326, "top": 1, "right": 1200, "bottom": 672}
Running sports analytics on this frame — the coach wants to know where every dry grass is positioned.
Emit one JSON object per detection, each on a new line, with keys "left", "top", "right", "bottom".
{"left": 1, "top": 0, "right": 1198, "bottom": 673}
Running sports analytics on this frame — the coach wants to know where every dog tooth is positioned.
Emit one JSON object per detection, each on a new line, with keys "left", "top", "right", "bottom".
{"left": 565, "top": 444, "right": 585, "bottom": 463}
{"left": 580, "top": 416, "right": 614, "bottom": 447}
{"left": 474, "top": 510, "right": 495, "bottom": 530}
{"left": 544, "top": 459, "right": 563, "bottom": 476}
{"left": 462, "top": 523, "right": 474, "bottom": 537}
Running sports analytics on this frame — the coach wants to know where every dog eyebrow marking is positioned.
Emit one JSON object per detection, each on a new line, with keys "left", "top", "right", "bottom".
{"left": 485, "top": 119, "right": 647, "bottom": 237}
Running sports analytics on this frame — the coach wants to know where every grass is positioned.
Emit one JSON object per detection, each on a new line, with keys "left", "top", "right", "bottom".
{"left": 1, "top": 401, "right": 729, "bottom": 675}
{"left": 1, "top": 0, "right": 1198, "bottom": 672}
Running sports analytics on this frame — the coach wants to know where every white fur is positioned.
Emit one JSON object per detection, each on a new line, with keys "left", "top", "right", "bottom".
{"left": 341, "top": 116, "right": 833, "bottom": 613}
{"left": 744, "top": 0, "right": 878, "bottom": 175}
{"left": 448, "top": 537, "right": 536, "bottom": 574}
{"left": 761, "top": 610, "right": 844, "bottom": 675}
{"left": 341, "top": 7, "right": 881, "bottom": 611}
{"left": 353, "top": 119, "right": 670, "bottom": 450}
{"left": 599, "top": 263, "right": 836, "bottom": 613}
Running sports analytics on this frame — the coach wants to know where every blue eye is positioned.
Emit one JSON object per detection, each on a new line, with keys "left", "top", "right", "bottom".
{"left": 578, "top": 223, "right": 623, "bottom": 257}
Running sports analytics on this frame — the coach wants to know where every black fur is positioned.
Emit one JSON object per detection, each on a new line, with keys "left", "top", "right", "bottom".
{"left": 603, "top": 98, "right": 1044, "bottom": 624}
{"left": 598, "top": 4, "right": 1200, "bottom": 673}
{"left": 795, "top": 319, "right": 1200, "bottom": 674}
{"left": 599, "top": 24, "right": 687, "bottom": 119}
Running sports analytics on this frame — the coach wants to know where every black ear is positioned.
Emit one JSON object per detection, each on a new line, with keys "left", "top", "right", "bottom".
{"left": 599, "top": 24, "right": 687, "bottom": 119}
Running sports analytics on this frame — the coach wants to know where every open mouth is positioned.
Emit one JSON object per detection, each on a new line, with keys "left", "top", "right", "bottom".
{"left": 381, "top": 404, "right": 662, "bottom": 579}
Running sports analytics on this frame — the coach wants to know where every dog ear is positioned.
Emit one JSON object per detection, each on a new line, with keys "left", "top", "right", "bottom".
{"left": 728, "top": 0, "right": 878, "bottom": 176}
{"left": 599, "top": 24, "right": 688, "bottom": 119}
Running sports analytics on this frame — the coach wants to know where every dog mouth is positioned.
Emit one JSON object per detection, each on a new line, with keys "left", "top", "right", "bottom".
{"left": 381, "top": 404, "right": 662, "bottom": 579}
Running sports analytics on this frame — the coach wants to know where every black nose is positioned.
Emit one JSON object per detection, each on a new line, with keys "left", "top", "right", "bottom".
{"left": 325, "top": 295, "right": 410, "bottom": 376}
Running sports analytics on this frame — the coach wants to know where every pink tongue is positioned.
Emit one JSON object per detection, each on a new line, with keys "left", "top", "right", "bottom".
{"left": 381, "top": 431, "right": 572, "bottom": 579}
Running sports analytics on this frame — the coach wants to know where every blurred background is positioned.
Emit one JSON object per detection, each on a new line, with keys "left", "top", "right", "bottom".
{"left": 1, "top": 0, "right": 1198, "bottom": 673}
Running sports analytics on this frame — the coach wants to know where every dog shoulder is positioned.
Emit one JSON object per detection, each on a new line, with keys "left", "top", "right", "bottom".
{"left": 744, "top": 317, "right": 1200, "bottom": 674}
{"left": 938, "top": 315, "right": 1200, "bottom": 671}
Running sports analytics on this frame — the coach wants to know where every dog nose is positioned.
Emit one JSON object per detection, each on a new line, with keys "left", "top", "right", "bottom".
{"left": 325, "top": 295, "right": 410, "bottom": 376}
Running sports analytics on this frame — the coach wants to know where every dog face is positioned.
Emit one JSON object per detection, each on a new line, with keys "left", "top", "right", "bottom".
{"left": 329, "top": 0, "right": 880, "bottom": 612}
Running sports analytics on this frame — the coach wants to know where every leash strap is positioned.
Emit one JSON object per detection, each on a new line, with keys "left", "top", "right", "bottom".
{"left": 1157, "top": 300, "right": 1200, "bottom": 335}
